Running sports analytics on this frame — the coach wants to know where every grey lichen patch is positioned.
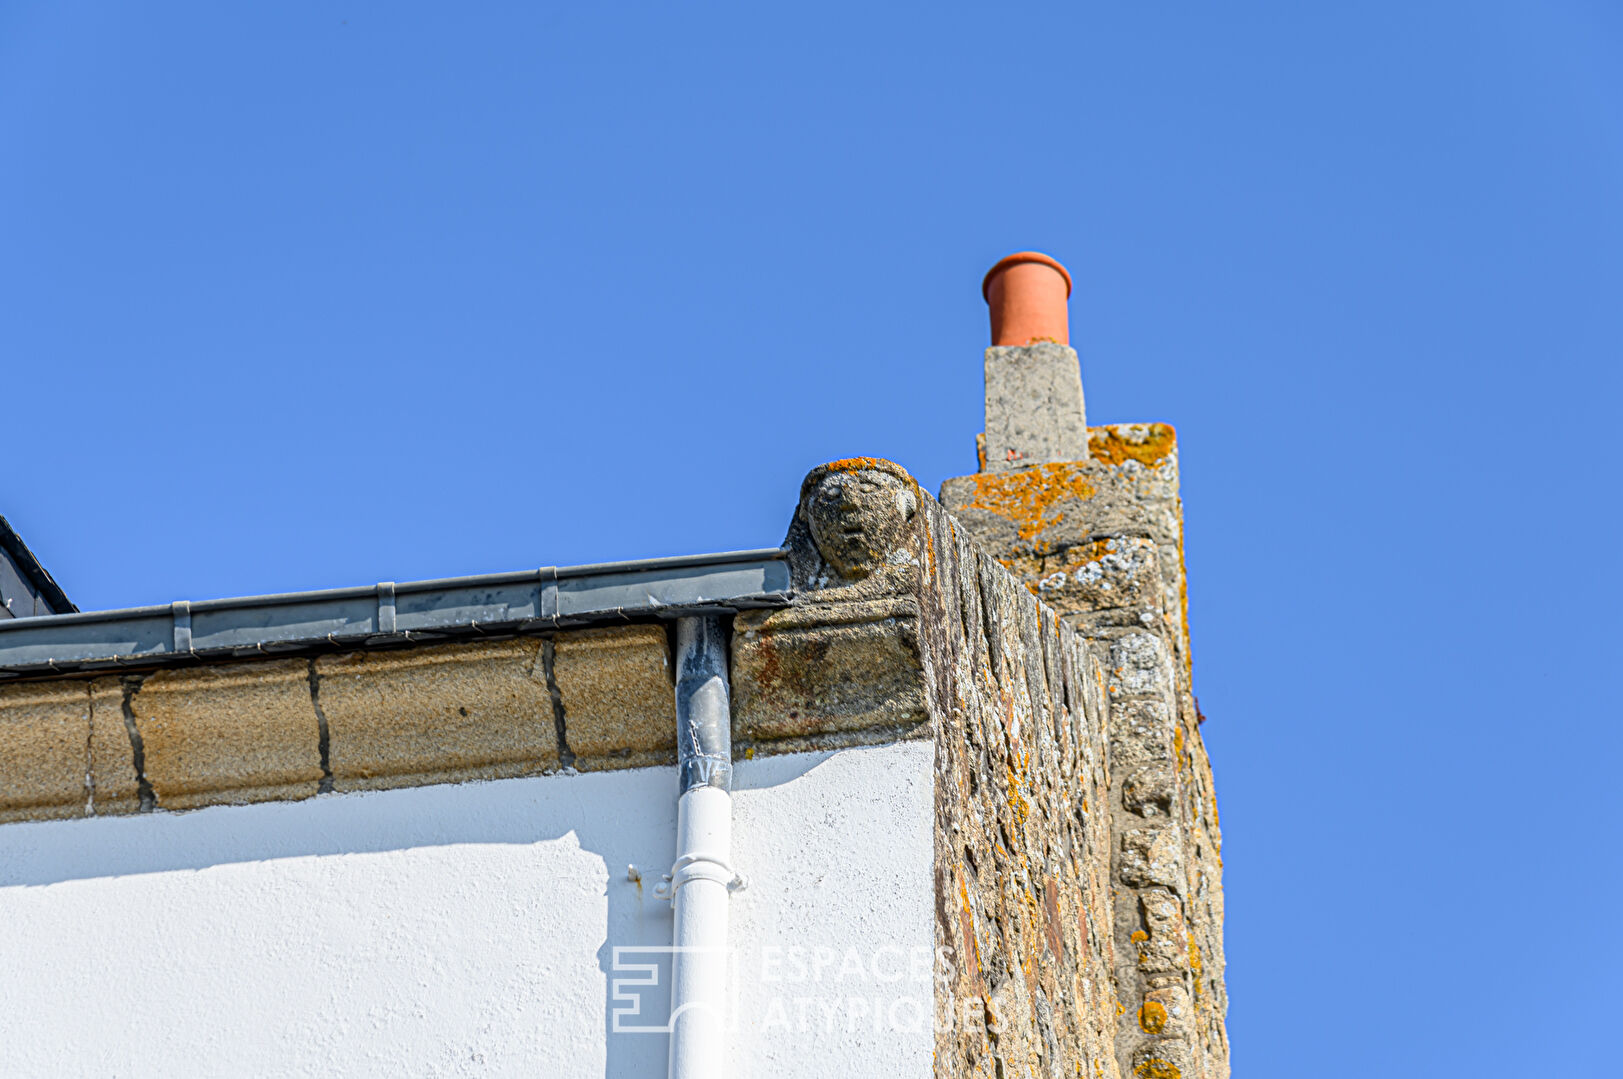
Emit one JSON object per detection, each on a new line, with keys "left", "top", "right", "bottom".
{"left": 1022, "top": 536, "right": 1162, "bottom": 619}
{"left": 1120, "top": 828, "right": 1185, "bottom": 891}
{"left": 1110, "top": 634, "right": 1171, "bottom": 699}
{"left": 1136, "top": 890, "right": 1189, "bottom": 975}
{"left": 1123, "top": 763, "right": 1177, "bottom": 819}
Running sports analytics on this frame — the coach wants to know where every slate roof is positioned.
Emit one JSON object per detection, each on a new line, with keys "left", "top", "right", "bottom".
{"left": 0, "top": 516, "right": 75, "bottom": 619}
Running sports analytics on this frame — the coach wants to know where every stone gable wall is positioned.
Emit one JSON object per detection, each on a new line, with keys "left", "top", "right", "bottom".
{"left": 942, "top": 424, "right": 1228, "bottom": 1078}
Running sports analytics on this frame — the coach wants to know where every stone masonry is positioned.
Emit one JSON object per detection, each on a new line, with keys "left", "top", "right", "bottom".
{"left": 729, "top": 439, "right": 1226, "bottom": 1078}
{"left": 940, "top": 343, "right": 1227, "bottom": 1077}
{"left": 734, "top": 458, "right": 1120, "bottom": 1075}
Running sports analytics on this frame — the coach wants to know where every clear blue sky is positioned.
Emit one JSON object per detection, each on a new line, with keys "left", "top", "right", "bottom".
{"left": 4, "top": 3, "right": 1619, "bottom": 1074}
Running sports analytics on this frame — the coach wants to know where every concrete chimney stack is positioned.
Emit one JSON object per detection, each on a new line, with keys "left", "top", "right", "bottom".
{"left": 979, "top": 251, "right": 1088, "bottom": 473}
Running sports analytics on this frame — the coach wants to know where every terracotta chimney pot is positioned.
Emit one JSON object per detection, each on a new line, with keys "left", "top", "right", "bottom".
{"left": 982, "top": 252, "right": 1072, "bottom": 346}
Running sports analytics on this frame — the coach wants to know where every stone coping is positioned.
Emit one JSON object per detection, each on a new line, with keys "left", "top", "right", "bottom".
{"left": 0, "top": 626, "right": 683, "bottom": 821}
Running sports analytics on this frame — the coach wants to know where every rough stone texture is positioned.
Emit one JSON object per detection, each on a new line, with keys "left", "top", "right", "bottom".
{"left": 0, "top": 627, "right": 690, "bottom": 815}
{"left": 0, "top": 681, "right": 89, "bottom": 822}
{"left": 733, "top": 460, "right": 933, "bottom": 755}
{"left": 916, "top": 498, "right": 1124, "bottom": 1078}
{"left": 750, "top": 447, "right": 1226, "bottom": 1077}
{"left": 770, "top": 457, "right": 1123, "bottom": 1077}
{"left": 983, "top": 343, "right": 1089, "bottom": 473}
{"left": 316, "top": 638, "right": 559, "bottom": 790}
{"left": 131, "top": 658, "right": 324, "bottom": 810}
{"left": 941, "top": 424, "right": 1228, "bottom": 1078}
{"left": 733, "top": 597, "right": 928, "bottom": 749}
{"left": 552, "top": 625, "right": 675, "bottom": 770}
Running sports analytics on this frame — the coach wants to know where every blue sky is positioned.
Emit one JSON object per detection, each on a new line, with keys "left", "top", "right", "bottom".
{"left": 4, "top": 3, "right": 1620, "bottom": 1073}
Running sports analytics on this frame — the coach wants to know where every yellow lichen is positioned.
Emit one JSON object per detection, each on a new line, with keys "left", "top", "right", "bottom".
{"left": 964, "top": 463, "right": 1097, "bottom": 543}
{"left": 821, "top": 456, "right": 903, "bottom": 475}
{"left": 813, "top": 457, "right": 925, "bottom": 507}
{"left": 1088, "top": 423, "right": 1177, "bottom": 467}
{"left": 1006, "top": 751, "right": 1031, "bottom": 826}
{"left": 1138, "top": 1000, "right": 1168, "bottom": 1034}
{"left": 1133, "top": 1060, "right": 1181, "bottom": 1079}
{"left": 1008, "top": 782, "right": 1030, "bottom": 826}
{"left": 958, "top": 876, "right": 983, "bottom": 979}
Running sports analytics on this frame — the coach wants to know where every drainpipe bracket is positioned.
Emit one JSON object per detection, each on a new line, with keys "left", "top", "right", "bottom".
{"left": 651, "top": 854, "right": 746, "bottom": 903}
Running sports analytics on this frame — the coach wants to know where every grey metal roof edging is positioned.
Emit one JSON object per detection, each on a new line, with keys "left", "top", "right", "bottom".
{"left": 0, "top": 548, "right": 791, "bottom": 680}
{"left": 0, "top": 515, "right": 76, "bottom": 615}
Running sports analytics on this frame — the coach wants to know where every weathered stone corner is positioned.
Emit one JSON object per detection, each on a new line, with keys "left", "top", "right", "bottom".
{"left": 733, "top": 457, "right": 932, "bottom": 753}
{"left": 935, "top": 423, "right": 1227, "bottom": 1079}
{"left": 729, "top": 456, "right": 1129, "bottom": 1076}
{"left": 781, "top": 456, "right": 926, "bottom": 598}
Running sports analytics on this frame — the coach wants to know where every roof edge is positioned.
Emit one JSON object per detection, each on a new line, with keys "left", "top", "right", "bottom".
{"left": 0, "top": 516, "right": 76, "bottom": 615}
{"left": 0, "top": 548, "right": 790, "bottom": 679}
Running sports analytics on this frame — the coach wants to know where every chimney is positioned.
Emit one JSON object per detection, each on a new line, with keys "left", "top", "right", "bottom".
{"left": 979, "top": 251, "right": 1087, "bottom": 473}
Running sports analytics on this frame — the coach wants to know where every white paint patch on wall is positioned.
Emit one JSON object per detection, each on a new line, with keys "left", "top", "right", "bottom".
{"left": 0, "top": 740, "right": 934, "bottom": 1078}
{"left": 730, "top": 741, "right": 936, "bottom": 1076}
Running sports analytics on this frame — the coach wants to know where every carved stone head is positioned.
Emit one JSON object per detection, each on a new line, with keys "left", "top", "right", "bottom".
{"left": 798, "top": 459, "right": 919, "bottom": 581}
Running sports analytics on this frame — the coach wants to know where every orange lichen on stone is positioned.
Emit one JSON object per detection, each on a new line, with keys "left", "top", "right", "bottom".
{"left": 1008, "top": 777, "right": 1030, "bottom": 825}
{"left": 1088, "top": 423, "right": 1177, "bottom": 468}
{"left": 963, "top": 462, "right": 1097, "bottom": 542}
{"left": 958, "top": 875, "right": 984, "bottom": 985}
{"left": 813, "top": 456, "right": 925, "bottom": 505}
{"left": 1138, "top": 1001, "right": 1169, "bottom": 1034}
{"left": 822, "top": 456, "right": 900, "bottom": 475}
{"left": 1133, "top": 1060, "right": 1182, "bottom": 1079}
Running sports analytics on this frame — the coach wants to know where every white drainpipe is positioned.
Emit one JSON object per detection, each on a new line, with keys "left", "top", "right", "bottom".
{"left": 661, "top": 615, "right": 740, "bottom": 1079}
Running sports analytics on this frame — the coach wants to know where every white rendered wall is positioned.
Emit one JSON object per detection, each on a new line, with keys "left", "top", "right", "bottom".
{"left": 0, "top": 740, "right": 935, "bottom": 1078}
